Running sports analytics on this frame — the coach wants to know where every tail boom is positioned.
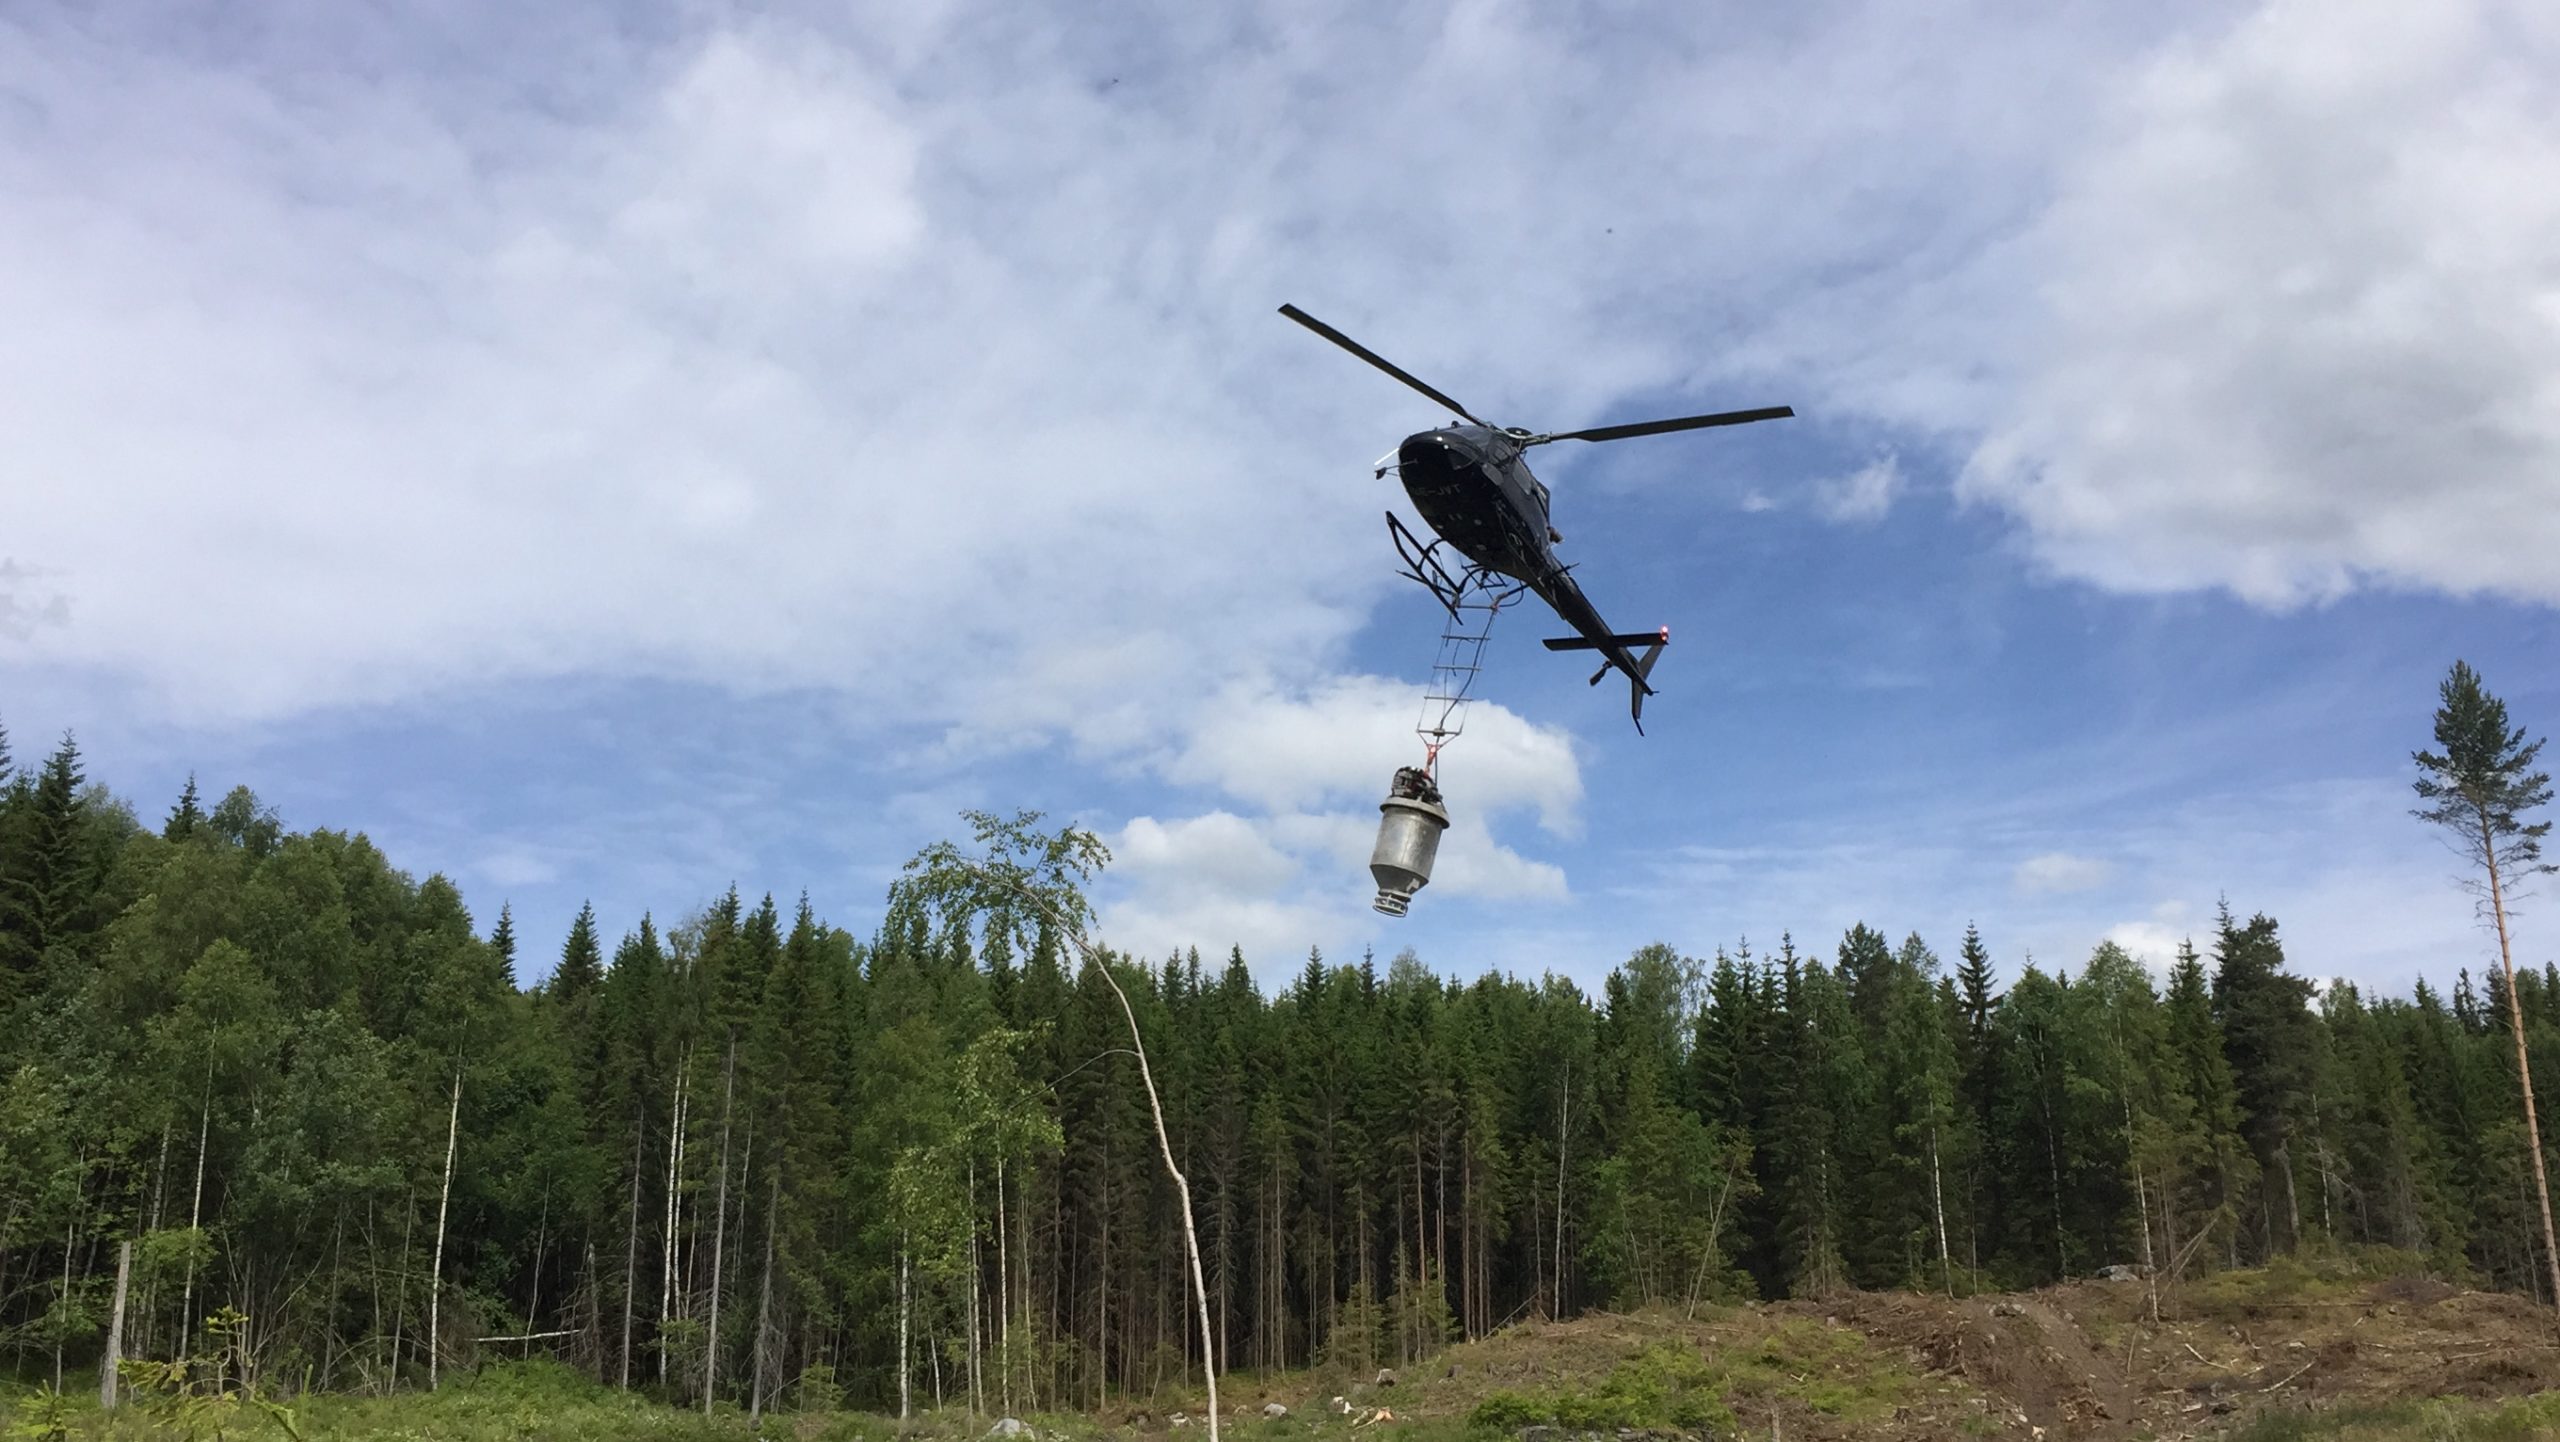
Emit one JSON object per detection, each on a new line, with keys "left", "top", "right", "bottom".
{"left": 1542, "top": 627, "right": 1669, "bottom": 732}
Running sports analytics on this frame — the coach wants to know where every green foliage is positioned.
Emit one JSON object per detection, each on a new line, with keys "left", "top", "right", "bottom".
{"left": 1465, "top": 1336, "right": 1913, "bottom": 1439}
{"left": 2412, "top": 660, "right": 2553, "bottom": 875}
{"left": 2219, "top": 1392, "right": 2560, "bottom": 1442}
{"left": 1, "top": 1389, "right": 72, "bottom": 1442}
{"left": 1466, "top": 1344, "right": 1737, "bottom": 1437}
{"left": 8, "top": 722, "right": 2560, "bottom": 1431}
{"left": 117, "top": 1307, "right": 304, "bottom": 1440}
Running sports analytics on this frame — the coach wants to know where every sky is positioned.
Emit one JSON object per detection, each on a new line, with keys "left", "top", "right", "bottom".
{"left": 5, "top": 0, "right": 2557, "bottom": 999}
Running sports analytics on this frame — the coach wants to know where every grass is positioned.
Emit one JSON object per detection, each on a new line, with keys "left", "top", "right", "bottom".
{"left": 2219, "top": 1392, "right": 2560, "bottom": 1442}
{"left": 1462, "top": 1319, "right": 1924, "bottom": 1440}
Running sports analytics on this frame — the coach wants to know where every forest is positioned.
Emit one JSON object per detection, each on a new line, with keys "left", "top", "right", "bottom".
{"left": 0, "top": 699, "right": 2554, "bottom": 1424}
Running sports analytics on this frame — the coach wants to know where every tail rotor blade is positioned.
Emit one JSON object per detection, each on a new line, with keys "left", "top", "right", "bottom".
{"left": 1278, "top": 304, "right": 1487, "bottom": 426}
{"left": 1538, "top": 405, "right": 1794, "bottom": 445}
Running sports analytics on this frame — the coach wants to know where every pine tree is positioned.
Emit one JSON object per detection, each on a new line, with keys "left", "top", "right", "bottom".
{"left": 2414, "top": 658, "right": 2559, "bottom": 1308}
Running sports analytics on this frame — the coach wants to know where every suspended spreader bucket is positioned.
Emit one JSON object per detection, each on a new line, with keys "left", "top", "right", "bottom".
{"left": 1370, "top": 769, "right": 1451, "bottom": 917}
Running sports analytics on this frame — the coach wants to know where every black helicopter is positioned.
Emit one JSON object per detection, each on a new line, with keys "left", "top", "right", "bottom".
{"left": 1280, "top": 304, "right": 1792, "bottom": 731}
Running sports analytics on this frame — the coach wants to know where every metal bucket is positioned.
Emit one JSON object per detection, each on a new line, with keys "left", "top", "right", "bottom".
{"left": 1370, "top": 792, "right": 1451, "bottom": 916}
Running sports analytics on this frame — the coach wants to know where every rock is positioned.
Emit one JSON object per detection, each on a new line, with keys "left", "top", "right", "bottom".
{"left": 1990, "top": 1301, "right": 2025, "bottom": 1318}
{"left": 1375, "top": 1368, "right": 1397, "bottom": 1387}
{"left": 988, "top": 1421, "right": 1036, "bottom": 1440}
{"left": 1263, "top": 1403, "right": 1290, "bottom": 1419}
{"left": 2097, "top": 1263, "right": 2144, "bottom": 1283}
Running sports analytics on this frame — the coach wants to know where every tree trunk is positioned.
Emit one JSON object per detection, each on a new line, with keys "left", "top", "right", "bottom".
{"left": 1928, "top": 1122, "right": 1953, "bottom": 1297}
{"left": 1084, "top": 948, "right": 1222, "bottom": 1442}
{"left": 1553, "top": 1066, "right": 1570, "bottom": 1318}
{"left": 392, "top": 1182, "right": 415, "bottom": 1393}
{"left": 181, "top": 1062, "right": 211, "bottom": 1358}
{"left": 749, "top": 1163, "right": 780, "bottom": 1424}
{"left": 2485, "top": 836, "right": 2560, "bottom": 1315}
{"left": 967, "top": 1158, "right": 983, "bottom": 1418}
{"left": 429, "top": 1062, "right": 462, "bottom": 1391}
{"left": 703, "top": 1039, "right": 737, "bottom": 1414}
{"left": 620, "top": 1113, "right": 643, "bottom": 1388}
{"left": 102, "top": 1239, "right": 131, "bottom": 1408}
{"left": 897, "top": 1238, "right": 912, "bottom": 1420}
{"left": 660, "top": 1062, "right": 687, "bottom": 1386}
{"left": 997, "top": 1152, "right": 1012, "bottom": 1415}
{"left": 2036, "top": 1030, "right": 2065, "bottom": 1280}
{"left": 528, "top": 1184, "right": 550, "bottom": 1333}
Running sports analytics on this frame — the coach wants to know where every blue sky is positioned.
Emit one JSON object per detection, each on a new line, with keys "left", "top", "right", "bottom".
{"left": 5, "top": 0, "right": 2556, "bottom": 996}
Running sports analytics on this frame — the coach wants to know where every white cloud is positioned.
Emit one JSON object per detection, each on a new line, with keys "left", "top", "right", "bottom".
{"left": 1162, "top": 674, "right": 1582, "bottom": 836}
{"left": 1111, "top": 811, "right": 1300, "bottom": 896}
{"left": 2103, "top": 899, "right": 2198, "bottom": 971}
{"left": 1099, "top": 681, "right": 1576, "bottom": 972}
{"left": 1960, "top": 0, "right": 2560, "bottom": 605}
{"left": 2015, "top": 850, "right": 2114, "bottom": 894}
{"left": 1814, "top": 455, "right": 1903, "bottom": 524}
{"left": 0, "top": 0, "right": 2207, "bottom": 738}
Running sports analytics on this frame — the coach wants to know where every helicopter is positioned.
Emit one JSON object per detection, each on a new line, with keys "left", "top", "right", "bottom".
{"left": 1279, "top": 304, "right": 1793, "bottom": 731}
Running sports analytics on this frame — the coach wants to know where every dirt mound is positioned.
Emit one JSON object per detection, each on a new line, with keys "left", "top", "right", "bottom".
{"left": 1235, "top": 1268, "right": 2559, "bottom": 1442}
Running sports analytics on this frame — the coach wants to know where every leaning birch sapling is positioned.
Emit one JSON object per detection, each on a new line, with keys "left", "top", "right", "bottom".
{"left": 898, "top": 810, "right": 1221, "bottom": 1442}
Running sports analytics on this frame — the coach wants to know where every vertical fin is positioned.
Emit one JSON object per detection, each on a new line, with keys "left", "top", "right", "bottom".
{"left": 1629, "top": 639, "right": 1665, "bottom": 734}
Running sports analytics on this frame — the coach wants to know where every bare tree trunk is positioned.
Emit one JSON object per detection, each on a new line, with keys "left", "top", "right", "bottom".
{"left": 897, "top": 1239, "right": 912, "bottom": 1420}
{"left": 181, "top": 1062, "right": 211, "bottom": 1357}
{"left": 2486, "top": 839, "right": 2560, "bottom": 1314}
{"left": 660, "top": 1062, "right": 687, "bottom": 1386}
{"left": 429, "top": 1062, "right": 462, "bottom": 1391}
{"left": 620, "top": 1116, "right": 643, "bottom": 1388}
{"left": 102, "top": 1239, "right": 131, "bottom": 1409}
{"left": 967, "top": 1158, "right": 983, "bottom": 1418}
{"left": 391, "top": 1183, "right": 415, "bottom": 1392}
{"left": 749, "top": 1164, "right": 780, "bottom": 1424}
{"left": 1553, "top": 1066, "right": 1570, "bottom": 1317}
{"left": 57, "top": 1196, "right": 77, "bottom": 1392}
{"left": 1928, "top": 1122, "right": 1954, "bottom": 1297}
{"left": 1081, "top": 945, "right": 1223, "bottom": 1442}
{"left": 703, "top": 1040, "right": 737, "bottom": 1415}
{"left": 528, "top": 1184, "right": 550, "bottom": 1333}
{"left": 997, "top": 1152, "right": 1012, "bottom": 1416}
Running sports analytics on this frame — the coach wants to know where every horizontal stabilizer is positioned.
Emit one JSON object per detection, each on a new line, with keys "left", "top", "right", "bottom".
{"left": 1543, "top": 632, "right": 1671, "bottom": 652}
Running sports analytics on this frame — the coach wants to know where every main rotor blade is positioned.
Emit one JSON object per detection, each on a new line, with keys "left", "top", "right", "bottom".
{"left": 1540, "top": 405, "right": 1795, "bottom": 445}
{"left": 1278, "top": 304, "right": 1486, "bottom": 426}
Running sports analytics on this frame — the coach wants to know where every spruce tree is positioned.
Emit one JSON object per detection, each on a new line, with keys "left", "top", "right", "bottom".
{"left": 554, "top": 902, "right": 605, "bottom": 1005}
{"left": 2165, "top": 941, "right": 2252, "bottom": 1271}
{"left": 165, "top": 774, "right": 205, "bottom": 841}
{"left": 2212, "top": 906, "right": 2317, "bottom": 1257}
{"left": 1954, "top": 923, "right": 2004, "bottom": 1275}
{"left": 0, "top": 733, "right": 97, "bottom": 996}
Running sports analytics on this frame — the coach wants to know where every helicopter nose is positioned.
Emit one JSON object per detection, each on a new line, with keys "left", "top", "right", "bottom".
{"left": 1398, "top": 429, "right": 1480, "bottom": 476}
